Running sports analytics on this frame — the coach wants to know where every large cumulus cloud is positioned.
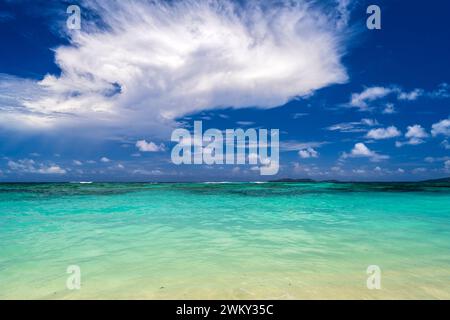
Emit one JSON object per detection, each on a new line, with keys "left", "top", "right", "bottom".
{"left": 0, "top": 0, "right": 350, "bottom": 138}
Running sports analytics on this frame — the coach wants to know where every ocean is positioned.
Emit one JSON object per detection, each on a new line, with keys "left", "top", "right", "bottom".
{"left": 0, "top": 182, "right": 449, "bottom": 299}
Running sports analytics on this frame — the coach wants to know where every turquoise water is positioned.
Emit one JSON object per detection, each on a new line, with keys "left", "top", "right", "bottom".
{"left": 0, "top": 182, "right": 449, "bottom": 299}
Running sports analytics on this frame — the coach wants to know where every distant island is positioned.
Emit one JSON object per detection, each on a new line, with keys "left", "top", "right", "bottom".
{"left": 268, "top": 178, "right": 316, "bottom": 183}
{"left": 421, "top": 177, "right": 450, "bottom": 183}
{"left": 269, "top": 177, "right": 450, "bottom": 183}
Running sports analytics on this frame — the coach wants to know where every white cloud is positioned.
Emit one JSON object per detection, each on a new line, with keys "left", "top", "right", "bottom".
{"left": 425, "top": 156, "right": 450, "bottom": 163}
{"left": 326, "top": 118, "right": 378, "bottom": 133}
{"left": 366, "top": 126, "right": 401, "bottom": 140}
{"left": 347, "top": 84, "right": 449, "bottom": 111}
{"left": 132, "top": 169, "right": 163, "bottom": 176}
{"left": 431, "top": 118, "right": 450, "bottom": 137}
{"left": 73, "top": 160, "right": 83, "bottom": 166}
{"left": 360, "top": 118, "right": 379, "bottom": 126}
{"left": 292, "top": 113, "right": 308, "bottom": 119}
{"left": 441, "top": 140, "right": 450, "bottom": 150}
{"left": 100, "top": 157, "right": 111, "bottom": 163}
{"left": 397, "top": 168, "right": 405, "bottom": 173}
{"left": 7, "top": 159, "right": 66, "bottom": 174}
{"left": 445, "top": 160, "right": 450, "bottom": 171}
{"left": 349, "top": 86, "right": 393, "bottom": 110}
{"left": 37, "top": 166, "right": 66, "bottom": 174}
{"left": 349, "top": 143, "right": 372, "bottom": 156}
{"left": 280, "top": 141, "right": 327, "bottom": 152}
{"left": 0, "top": 11, "right": 15, "bottom": 22}
{"left": 236, "top": 121, "right": 255, "bottom": 126}
{"left": 429, "top": 83, "right": 450, "bottom": 99}
{"left": 298, "top": 147, "right": 319, "bottom": 159}
{"left": 342, "top": 142, "right": 389, "bottom": 162}
{"left": 136, "top": 140, "right": 165, "bottom": 152}
{"left": 397, "top": 89, "right": 424, "bottom": 101}
{"left": 412, "top": 167, "right": 427, "bottom": 174}
{"left": 406, "top": 125, "right": 429, "bottom": 139}
{"left": 0, "top": 74, "right": 55, "bottom": 130}
{"left": 0, "top": 0, "right": 350, "bottom": 136}
{"left": 7, "top": 159, "right": 35, "bottom": 171}
{"left": 331, "top": 166, "right": 344, "bottom": 174}
{"left": 292, "top": 162, "right": 324, "bottom": 175}
{"left": 382, "top": 103, "right": 396, "bottom": 114}
{"left": 248, "top": 153, "right": 259, "bottom": 163}
{"left": 397, "top": 124, "right": 429, "bottom": 146}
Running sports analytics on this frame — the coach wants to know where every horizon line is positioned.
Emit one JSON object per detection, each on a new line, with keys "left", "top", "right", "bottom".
{"left": 0, "top": 177, "right": 449, "bottom": 184}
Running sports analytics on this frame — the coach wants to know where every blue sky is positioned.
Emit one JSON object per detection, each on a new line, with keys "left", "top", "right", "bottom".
{"left": 0, "top": 0, "right": 449, "bottom": 182}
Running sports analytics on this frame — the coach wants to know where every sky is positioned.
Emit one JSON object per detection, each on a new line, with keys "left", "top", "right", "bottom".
{"left": 0, "top": 0, "right": 449, "bottom": 182}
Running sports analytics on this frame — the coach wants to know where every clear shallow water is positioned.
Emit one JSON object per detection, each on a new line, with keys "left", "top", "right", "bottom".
{"left": 0, "top": 182, "right": 449, "bottom": 299}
